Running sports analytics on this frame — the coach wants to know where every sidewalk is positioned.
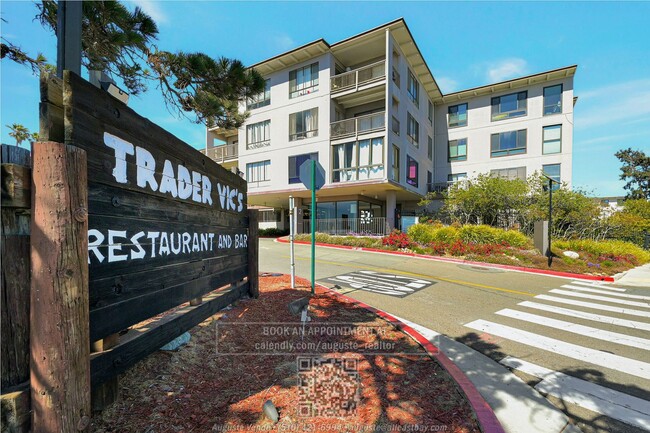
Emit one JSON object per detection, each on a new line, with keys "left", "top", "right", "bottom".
{"left": 394, "top": 317, "right": 582, "bottom": 433}
{"left": 614, "top": 263, "right": 650, "bottom": 287}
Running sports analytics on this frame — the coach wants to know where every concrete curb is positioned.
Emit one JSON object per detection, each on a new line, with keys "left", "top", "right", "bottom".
{"left": 313, "top": 282, "right": 506, "bottom": 433}
{"left": 276, "top": 237, "right": 615, "bottom": 282}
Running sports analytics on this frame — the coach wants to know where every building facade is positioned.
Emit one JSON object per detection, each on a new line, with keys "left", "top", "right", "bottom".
{"left": 204, "top": 19, "right": 576, "bottom": 234}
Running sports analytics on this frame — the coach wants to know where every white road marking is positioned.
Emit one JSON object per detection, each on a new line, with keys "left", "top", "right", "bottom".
{"left": 495, "top": 308, "right": 650, "bottom": 350}
{"left": 500, "top": 356, "right": 650, "bottom": 431}
{"left": 464, "top": 319, "right": 650, "bottom": 379}
{"left": 569, "top": 281, "right": 627, "bottom": 292}
{"left": 549, "top": 289, "right": 650, "bottom": 308}
{"left": 518, "top": 301, "right": 650, "bottom": 332}
{"left": 535, "top": 295, "right": 650, "bottom": 318}
{"left": 561, "top": 284, "right": 650, "bottom": 300}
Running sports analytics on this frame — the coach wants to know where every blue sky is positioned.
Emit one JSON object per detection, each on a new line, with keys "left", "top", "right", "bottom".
{"left": 2, "top": 1, "right": 649, "bottom": 197}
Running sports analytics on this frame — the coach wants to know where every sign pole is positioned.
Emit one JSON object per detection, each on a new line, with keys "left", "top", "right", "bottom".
{"left": 289, "top": 196, "right": 296, "bottom": 289}
{"left": 310, "top": 160, "right": 316, "bottom": 295}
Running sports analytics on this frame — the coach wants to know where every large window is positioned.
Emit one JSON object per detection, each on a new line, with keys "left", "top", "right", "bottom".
{"left": 247, "top": 79, "right": 270, "bottom": 110}
{"left": 448, "top": 103, "right": 467, "bottom": 128}
{"left": 406, "top": 155, "right": 418, "bottom": 187}
{"left": 428, "top": 100, "right": 433, "bottom": 125}
{"left": 543, "top": 84, "right": 563, "bottom": 115}
{"left": 289, "top": 62, "right": 319, "bottom": 99}
{"left": 392, "top": 145, "right": 400, "bottom": 182}
{"left": 289, "top": 108, "right": 318, "bottom": 141}
{"left": 448, "top": 173, "right": 467, "bottom": 183}
{"left": 407, "top": 69, "right": 419, "bottom": 107}
{"left": 406, "top": 112, "right": 419, "bottom": 146}
{"left": 490, "top": 167, "right": 526, "bottom": 181}
{"left": 427, "top": 136, "right": 433, "bottom": 160}
{"left": 246, "top": 120, "right": 270, "bottom": 149}
{"left": 448, "top": 138, "right": 467, "bottom": 161}
{"left": 246, "top": 160, "right": 270, "bottom": 183}
{"left": 491, "top": 91, "right": 527, "bottom": 121}
{"left": 288, "top": 152, "right": 318, "bottom": 184}
{"left": 543, "top": 125, "right": 562, "bottom": 154}
{"left": 332, "top": 138, "right": 384, "bottom": 182}
{"left": 491, "top": 130, "right": 527, "bottom": 157}
{"left": 543, "top": 164, "right": 561, "bottom": 189}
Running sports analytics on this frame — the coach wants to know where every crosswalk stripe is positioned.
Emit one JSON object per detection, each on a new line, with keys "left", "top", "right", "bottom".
{"left": 569, "top": 281, "right": 627, "bottom": 292}
{"left": 500, "top": 356, "right": 650, "bottom": 431}
{"left": 561, "top": 284, "right": 650, "bottom": 300}
{"left": 464, "top": 319, "right": 650, "bottom": 379}
{"left": 535, "top": 294, "right": 650, "bottom": 318}
{"left": 518, "top": 301, "right": 650, "bottom": 332}
{"left": 549, "top": 289, "right": 650, "bottom": 308}
{"left": 495, "top": 308, "right": 650, "bottom": 350}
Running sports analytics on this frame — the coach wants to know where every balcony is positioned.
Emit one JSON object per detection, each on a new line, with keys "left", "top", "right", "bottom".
{"left": 330, "top": 61, "right": 386, "bottom": 94}
{"left": 203, "top": 143, "right": 238, "bottom": 162}
{"left": 330, "top": 111, "right": 385, "bottom": 140}
{"left": 427, "top": 180, "right": 469, "bottom": 194}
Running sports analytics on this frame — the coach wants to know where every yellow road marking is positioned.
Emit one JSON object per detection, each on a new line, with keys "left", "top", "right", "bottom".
{"left": 285, "top": 255, "right": 535, "bottom": 297}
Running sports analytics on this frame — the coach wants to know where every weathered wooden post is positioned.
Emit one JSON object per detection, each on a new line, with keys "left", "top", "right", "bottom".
{"left": 1, "top": 144, "right": 32, "bottom": 433}
{"left": 247, "top": 209, "right": 259, "bottom": 298}
{"left": 30, "top": 142, "right": 91, "bottom": 432}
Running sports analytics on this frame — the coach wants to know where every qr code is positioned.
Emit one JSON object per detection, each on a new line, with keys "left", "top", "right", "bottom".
{"left": 297, "top": 357, "right": 360, "bottom": 418}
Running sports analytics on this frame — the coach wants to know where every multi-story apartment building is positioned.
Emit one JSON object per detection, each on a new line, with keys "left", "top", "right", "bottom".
{"left": 204, "top": 18, "right": 576, "bottom": 233}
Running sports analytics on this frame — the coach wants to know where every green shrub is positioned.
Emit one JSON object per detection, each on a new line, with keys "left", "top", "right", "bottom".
{"left": 554, "top": 239, "right": 650, "bottom": 264}
{"left": 259, "top": 228, "right": 289, "bottom": 237}
{"left": 408, "top": 223, "right": 530, "bottom": 247}
{"left": 295, "top": 233, "right": 382, "bottom": 249}
{"left": 497, "top": 230, "right": 531, "bottom": 248}
{"left": 458, "top": 225, "right": 499, "bottom": 244}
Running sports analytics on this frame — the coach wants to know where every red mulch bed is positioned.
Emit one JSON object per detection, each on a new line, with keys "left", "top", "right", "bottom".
{"left": 91, "top": 275, "right": 480, "bottom": 433}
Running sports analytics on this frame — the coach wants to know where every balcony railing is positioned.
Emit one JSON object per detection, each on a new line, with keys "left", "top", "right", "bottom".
{"left": 330, "top": 111, "right": 385, "bottom": 140}
{"left": 303, "top": 217, "right": 390, "bottom": 236}
{"left": 204, "top": 143, "right": 238, "bottom": 162}
{"left": 427, "top": 180, "right": 469, "bottom": 194}
{"left": 330, "top": 60, "right": 386, "bottom": 93}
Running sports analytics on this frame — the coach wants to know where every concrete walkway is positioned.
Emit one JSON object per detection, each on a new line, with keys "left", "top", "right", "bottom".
{"left": 396, "top": 317, "right": 582, "bottom": 433}
{"left": 615, "top": 263, "right": 650, "bottom": 288}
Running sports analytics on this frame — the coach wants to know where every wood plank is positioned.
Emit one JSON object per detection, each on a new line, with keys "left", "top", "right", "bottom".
{"left": 1, "top": 164, "right": 31, "bottom": 208}
{"left": 247, "top": 210, "right": 259, "bottom": 298}
{"left": 39, "top": 73, "right": 64, "bottom": 143}
{"left": 90, "top": 264, "right": 247, "bottom": 341}
{"left": 90, "top": 281, "right": 248, "bottom": 387}
{"left": 1, "top": 384, "right": 30, "bottom": 433}
{"left": 1, "top": 145, "right": 31, "bottom": 166}
{"left": 30, "top": 142, "right": 90, "bottom": 432}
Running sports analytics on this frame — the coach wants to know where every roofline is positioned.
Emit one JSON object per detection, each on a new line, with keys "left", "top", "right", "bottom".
{"left": 330, "top": 17, "right": 405, "bottom": 48}
{"left": 442, "top": 64, "right": 578, "bottom": 98}
{"left": 247, "top": 38, "right": 330, "bottom": 70}
{"left": 397, "top": 18, "right": 442, "bottom": 99}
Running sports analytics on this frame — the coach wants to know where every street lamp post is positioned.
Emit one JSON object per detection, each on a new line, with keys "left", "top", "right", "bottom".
{"left": 542, "top": 173, "right": 560, "bottom": 267}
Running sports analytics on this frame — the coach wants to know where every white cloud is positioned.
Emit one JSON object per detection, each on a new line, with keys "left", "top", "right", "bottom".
{"left": 273, "top": 33, "right": 295, "bottom": 52}
{"left": 435, "top": 76, "right": 459, "bottom": 93}
{"left": 485, "top": 58, "right": 529, "bottom": 82}
{"left": 576, "top": 79, "right": 650, "bottom": 129}
{"left": 130, "top": 0, "right": 168, "bottom": 24}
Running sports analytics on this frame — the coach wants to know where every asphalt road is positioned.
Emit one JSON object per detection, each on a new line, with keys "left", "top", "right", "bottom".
{"left": 259, "top": 238, "right": 650, "bottom": 433}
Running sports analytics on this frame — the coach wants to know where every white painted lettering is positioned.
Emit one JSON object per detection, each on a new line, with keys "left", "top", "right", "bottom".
{"left": 182, "top": 232, "right": 191, "bottom": 254}
{"left": 177, "top": 165, "right": 193, "bottom": 199}
{"left": 159, "top": 232, "right": 170, "bottom": 256}
{"left": 135, "top": 146, "right": 158, "bottom": 191}
{"left": 147, "top": 232, "right": 160, "bottom": 257}
{"left": 159, "top": 160, "right": 178, "bottom": 197}
{"left": 88, "top": 229, "right": 105, "bottom": 263}
{"left": 201, "top": 175, "right": 212, "bottom": 205}
{"left": 191, "top": 171, "right": 202, "bottom": 202}
{"left": 192, "top": 233, "right": 200, "bottom": 252}
{"left": 103, "top": 132, "right": 134, "bottom": 184}
{"left": 131, "top": 231, "right": 146, "bottom": 259}
{"left": 171, "top": 232, "right": 182, "bottom": 254}
{"left": 108, "top": 230, "right": 129, "bottom": 262}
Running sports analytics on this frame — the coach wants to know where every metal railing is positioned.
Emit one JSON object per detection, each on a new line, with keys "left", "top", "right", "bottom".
{"left": 330, "top": 60, "right": 386, "bottom": 93}
{"left": 427, "top": 180, "right": 469, "bottom": 193}
{"left": 203, "top": 143, "right": 238, "bottom": 162}
{"left": 246, "top": 139, "right": 270, "bottom": 150}
{"left": 303, "top": 217, "right": 390, "bottom": 236}
{"left": 330, "top": 111, "right": 385, "bottom": 139}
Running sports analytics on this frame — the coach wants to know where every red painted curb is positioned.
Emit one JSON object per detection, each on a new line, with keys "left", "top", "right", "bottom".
{"left": 312, "top": 282, "right": 505, "bottom": 433}
{"left": 277, "top": 237, "right": 615, "bottom": 282}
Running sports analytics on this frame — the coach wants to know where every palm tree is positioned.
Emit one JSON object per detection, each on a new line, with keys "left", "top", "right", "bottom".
{"left": 6, "top": 123, "right": 31, "bottom": 147}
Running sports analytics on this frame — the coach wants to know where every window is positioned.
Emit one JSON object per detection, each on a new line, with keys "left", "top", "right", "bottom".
{"left": 246, "top": 160, "right": 270, "bottom": 183}
{"left": 491, "top": 130, "right": 527, "bottom": 157}
{"left": 448, "top": 173, "right": 467, "bottom": 183}
{"left": 427, "top": 171, "right": 432, "bottom": 187}
{"left": 407, "top": 69, "right": 419, "bottom": 107}
{"left": 260, "top": 209, "right": 281, "bottom": 222}
{"left": 406, "top": 112, "right": 419, "bottom": 146}
{"left": 288, "top": 152, "right": 318, "bottom": 184}
{"left": 491, "top": 91, "right": 527, "bottom": 121}
{"left": 247, "top": 79, "right": 270, "bottom": 110}
{"left": 406, "top": 155, "right": 418, "bottom": 187}
{"left": 289, "top": 108, "right": 318, "bottom": 141}
{"left": 543, "top": 164, "right": 561, "bottom": 190}
{"left": 289, "top": 62, "right": 319, "bottom": 98}
{"left": 428, "top": 100, "right": 433, "bottom": 125}
{"left": 543, "top": 84, "right": 563, "bottom": 115}
{"left": 392, "top": 145, "right": 400, "bottom": 182}
{"left": 448, "top": 103, "right": 467, "bottom": 128}
{"left": 332, "top": 138, "right": 384, "bottom": 182}
{"left": 427, "top": 136, "right": 433, "bottom": 160}
{"left": 543, "top": 125, "right": 562, "bottom": 154}
{"left": 246, "top": 120, "right": 270, "bottom": 149}
{"left": 490, "top": 167, "right": 527, "bottom": 181}
{"left": 448, "top": 138, "right": 467, "bottom": 161}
